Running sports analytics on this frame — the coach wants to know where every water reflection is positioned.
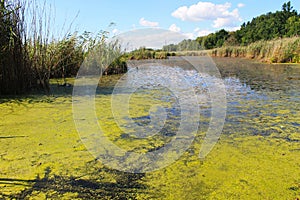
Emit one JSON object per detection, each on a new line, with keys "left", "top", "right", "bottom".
{"left": 130, "top": 58, "right": 300, "bottom": 199}
{"left": 97, "top": 57, "right": 300, "bottom": 139}
{"left": 215, "top": 58, "right": 300, "bottom": 92}
{"left": 95, "top": 57, "right": 300, "bottom": 199}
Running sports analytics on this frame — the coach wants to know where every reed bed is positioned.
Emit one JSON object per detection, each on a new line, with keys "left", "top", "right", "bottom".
{"left": 0, "top": 0, "right": 126, "bottom": 95}
{"left": 210, "top": 37, "right": 300, "bottom": 63}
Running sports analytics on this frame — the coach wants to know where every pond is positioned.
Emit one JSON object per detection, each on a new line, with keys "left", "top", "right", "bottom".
{"left": 0, "top": 57, "right": 299, "bottom": 199}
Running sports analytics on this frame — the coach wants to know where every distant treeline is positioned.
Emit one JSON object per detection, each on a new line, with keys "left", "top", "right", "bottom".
{"left": 124, "top": 47, "right": 172, "bottom": 60}
{"left": 163, "top": 1, "right": 300, "bottom": 52}
{"left": 163, "top": 39, "right": 203, "bottom": 51}
{"left": 0, "top": 0, "right": 126, "bottom": 95}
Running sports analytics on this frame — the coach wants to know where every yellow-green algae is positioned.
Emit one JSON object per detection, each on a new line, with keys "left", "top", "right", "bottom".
{"left": 0, "top": 60, "right": 299, "bottom": 199}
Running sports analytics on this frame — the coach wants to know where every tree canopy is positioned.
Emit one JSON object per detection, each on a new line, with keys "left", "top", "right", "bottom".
{"left": 164, "top": 1, "right": 300, "bottom": 51}
{"left": 234, "top": 1, "right": 299, "bottom": 45}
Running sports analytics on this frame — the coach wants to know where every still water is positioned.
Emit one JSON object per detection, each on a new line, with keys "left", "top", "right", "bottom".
{"left": 94, "top": 57, "right": 300, "bottom": 199}
{"left": 0, "top": 57, "right": 299, "bottom": 199}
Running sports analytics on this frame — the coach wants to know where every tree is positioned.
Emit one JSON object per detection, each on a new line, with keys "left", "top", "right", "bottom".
{"left": 234, "top": 1, "right": 299, "bottom": 45}
{"left": 286, "top": 16, "right": 300, "bottom": 36}
{"left": 166, "top": 2, "right": 300, "bottom": 51}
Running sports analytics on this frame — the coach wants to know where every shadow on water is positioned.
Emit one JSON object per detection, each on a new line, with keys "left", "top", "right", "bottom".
{"left": 0, "top": 165, "right": 147, "bottom": 199}
{"left": 0, "top": 74, "right": 125, "bottom": 105}
{"left": 1, "top": 57, "right": 299, "bottom": 199}
{"left": 1, "top": 57, "right": 299, "bottom": 103}
{"left": 0, "top": 136, "right": 28, "bottom": 139}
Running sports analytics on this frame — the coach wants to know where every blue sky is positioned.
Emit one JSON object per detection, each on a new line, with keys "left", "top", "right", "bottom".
{"left": 43, "top": 0, "right": 300, "bottom": 39}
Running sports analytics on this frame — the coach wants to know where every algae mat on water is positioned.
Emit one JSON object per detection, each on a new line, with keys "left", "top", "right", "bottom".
{"left": 0, "top": 59, "right": 300, "bottom": 199}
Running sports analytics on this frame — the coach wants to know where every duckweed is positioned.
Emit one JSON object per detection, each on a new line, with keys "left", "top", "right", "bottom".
{"left": 0, "top": 58, "right": 299, "bottom": 199}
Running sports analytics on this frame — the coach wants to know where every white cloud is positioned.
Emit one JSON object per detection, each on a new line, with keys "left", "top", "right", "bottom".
{"left": 213, "top": 8, "right": 241, "bottom": 28}
{"left": 226, "top": 26, "right": 240, "bottom": 32}
{"left": 172, "top": 6, "right": 190, "bottom": 21}
{"left": 194, "top": 27, "right": 201, "bottom": 32}
{"left": 112, "top": 28, "right": 119, "bottom": 35}
{"left": 182, "top": 28, "right": 213, "bottom": 40}
{"left": 139, "top": 18, "right": 159, "bottom": 27}
{"left": 213, "top": 18, "right": 232, "bottom": 28}
{"left": 183, "top": 32, "right": 195, "bottom": 39}
{"left": 169, "top": 24, "right": 181, "bottom": 32}
{"left": 237, "top": 3, "right": 245, "bottom": 8}
{"left": 172, "top": 1, "right": 242, "bottom": 28}
{"left": 115, "top": 28, "right": 186, "bottom": 50}
{"left": 195, "top": 28, "right": 213, "bottom": 37}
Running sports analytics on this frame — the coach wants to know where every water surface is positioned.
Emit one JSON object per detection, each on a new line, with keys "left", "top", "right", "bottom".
{"left": 0, "top": 57, "right": 299, "bottom": 199}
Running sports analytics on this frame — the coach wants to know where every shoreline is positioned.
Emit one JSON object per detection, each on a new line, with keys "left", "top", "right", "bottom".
{"left": 167, "top": 53, "right": 300, "bottom": 66}
{"left": 167, "top": 36, "right": 300, "bottom": 65}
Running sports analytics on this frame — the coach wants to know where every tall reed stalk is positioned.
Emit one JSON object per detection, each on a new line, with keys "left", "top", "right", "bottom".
{"left": 0, "top": 0, "right": 33, "bottom": 95}
{"left": 0, "top": 0, "right": 127, "bottom": 95}
{"left": 209, "top": 37, "right": 300, "bottom": 63}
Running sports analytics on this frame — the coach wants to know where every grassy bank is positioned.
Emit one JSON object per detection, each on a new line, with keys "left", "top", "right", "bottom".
{"left": 209, "top": 37, "right": 300, "bottom": 63}
{"left": 169, "top": 37, "right": 300, "bottom": 64}
{"left": 125, "top": 47, "right": 169, "bottom": 60}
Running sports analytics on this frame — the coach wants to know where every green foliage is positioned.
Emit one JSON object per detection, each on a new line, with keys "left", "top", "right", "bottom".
{"left": 286, "top": 16, "right": 300, "bottom": 37}
{"left": 199, "top": 1, "right": 299, "bottom": 48}
{"left": 48, "top": 34, "right": 84, "bottom": 79}
{"left": 166, "top": 1, "right": 300, "bottom": 63}
{"left": 163, "top": 39, "right": 203, "bottom": 51}
{"left": 196, "top": 29, "right": 230, "bottom": 49}
{"left": 192, "top": 1, "right": 300, "bottom": 50}
{"left": 234, "top": 1, "right": 299, "bottom": 45}
{"left": 125, "top": 47, "right": 168, "bottom": 60}
{"left": 0, "top": 0, "right": 127, "bottom": 95}
{"left": 164, "top": 29, "right": 231, "bottom": 51}
{"left": 0, "top": 0, "right": 33, "bottom": 95}
{"left": 71, "top": 37, "right": 127, "bottom": 76}
{"left": 104, "top": 56, "right": 127, "bottom": 75}
{"left": 208, "top": 37, "right": 300, "bottom": 63}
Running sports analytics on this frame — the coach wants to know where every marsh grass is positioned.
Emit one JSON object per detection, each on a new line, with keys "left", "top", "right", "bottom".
{"left": 0, "top": 0, "right": 80, "bottom": 94}
{"left": 126, "top": 48, "right": 168, "bottom": 60}
{"left": 0, "top": 0, "right": 32, "bottom": 95}
{"left": 210, "top": 37, "right": 300, "bottom": 63}
{"left": 0, "top": 0, "right": 127, "bottom": 96}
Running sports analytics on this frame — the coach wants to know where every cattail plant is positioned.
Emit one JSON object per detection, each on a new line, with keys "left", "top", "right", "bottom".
{"left": 0, "top": 0, "right": 127, "bottom": 95}
{"left": 0, "top": 0, "right": 33, "bottom": 95}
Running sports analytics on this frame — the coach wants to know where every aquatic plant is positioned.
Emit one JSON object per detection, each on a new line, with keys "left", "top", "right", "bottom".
{"left": 0, "top": 0, "right": 127, "bottom": 95}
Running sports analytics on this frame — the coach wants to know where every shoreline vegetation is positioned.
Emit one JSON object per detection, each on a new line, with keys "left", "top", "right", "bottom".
{"left": 126, "top": 35, "right": 300, "bottom": 65}
{"left": 0, "top": 0, "right": 127, "bottom": 95}
{"left": 163, "top": 1, "right": 300, "bottom": 64}
{"left": 1, "top": 0, "right": 299, "bottom": 96}
{"left": 210, "top": 37, "right": 300, "bottom": 64}
{"left": 167, "top": 37, "right": 300, "bottom": 64}
{"left": 1, "top": 1, "right": 300, "bottom": 199}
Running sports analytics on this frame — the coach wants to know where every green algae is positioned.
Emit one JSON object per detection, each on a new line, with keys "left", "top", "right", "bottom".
{"left": 0, "top": 58, "right": 299, "bottom": 199}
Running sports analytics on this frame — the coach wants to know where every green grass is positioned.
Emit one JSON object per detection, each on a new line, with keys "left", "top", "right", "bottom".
{"left": 209, "top": 37, "right": 300, "bottom": 64}
{"left": 170, "top": 37, "right": 300, "bottom": 64}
